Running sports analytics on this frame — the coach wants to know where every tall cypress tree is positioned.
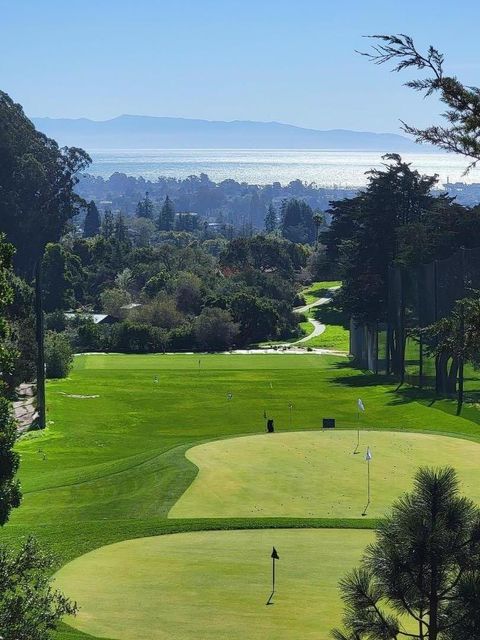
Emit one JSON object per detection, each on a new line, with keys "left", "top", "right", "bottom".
{"left": 265, "top": 203, "right": 277, "bottom": 233}
{"left": 158, "top": 196, "right": 175, "bottom": 231}
{"left": 83, "top": 201, "right": 101, "bottom": 238}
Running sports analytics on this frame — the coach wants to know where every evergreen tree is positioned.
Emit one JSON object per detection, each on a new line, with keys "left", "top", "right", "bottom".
{"left": 281, "top": 198, "right": 315, "bottom": 244}
{"left": 83, "top": 201, "right": 101, "bottom": 238}
{"left": 114, "top": 213, "right": 129, "bottom": 244}
{"left": 265, "top": 203, "right": 277, "bottom": 233}
{"left": 101, "top": 210, "right": 115, "bottom": 238}
{"left": 158, "top": 196, "right": 175, "bottom": 231}
{"left": 0, "top": 90, "right": 90, "bottom": 275}
{"left": 136, "top": 192, "right": 154, "bottom": 219}
{"left": 41, "top": 243, "right": 82, "bottom": 312}
{"left": 0, "top": 234, "right": 22, "bottom": 525}
{"left": 333, "top": 467, "right": 480, "bottom": 640}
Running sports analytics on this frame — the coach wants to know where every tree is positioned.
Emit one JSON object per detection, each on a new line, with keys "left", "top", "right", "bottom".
{"left": 418, "top": 296, "right": 480, "bottom": 407}
{"left": 313, "top": 211, "right": 324, "bottom": 246}
{"left": 0, "top": 536, "right": 77, "bottom": 639}
{"left": 0, "top": 234, "right": 22, "bottom": 524}
{"left": 100, "top": 288, "right": 132, "bottom": 317}
{"left": 362, "top": 34, "right": 480, "bottom": 169}
{"left": 136, "top": 192, "right": 154, "bottom": 219}
{"left": 194, "top": 307, "right": 239, "bottom": 351}
{"left": 324, "top": 154, "right": 438, "bottom": 319}
{"left": 281, "top": 198, "right": 315, "bottom": 244}
{"left": 45, "top": 331, "right": 73, "bottom": 378}
{"left": 333, "top": 467, "right": 480, "bottom": 640}
{"left": 41, "top": 243, "right": 83, "bottom": 312}
{"left": 0, "top": 90, "right": 90, "bottom": 275}
{"left": 158, "top": 196, "right": 175, "bottom": 231}
{"left": 265, "top": 203, "right": 277, "bottom": 233}
{"left": 101, "top": 210, "right": 115, "bottom": 238}
{"left": 83, "top": 201, "right": 101, "bottom": 238}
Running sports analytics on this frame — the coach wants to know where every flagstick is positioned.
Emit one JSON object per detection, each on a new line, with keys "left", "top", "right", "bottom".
{"left": 362, "top": 457, "right": 371, "bottom": 516}
{"left": 353, "top": 411, "right": 360, "bottom": 454}
{"left": 266, "top": 555, "right": 276, "bottom": 605}
{"left": 266, "top": 547, "right": 279, "bottom": 605}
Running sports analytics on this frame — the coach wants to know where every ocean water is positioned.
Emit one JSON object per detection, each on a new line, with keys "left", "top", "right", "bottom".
{"left": 87, "top": 149, "right": 480, "bottom": 187}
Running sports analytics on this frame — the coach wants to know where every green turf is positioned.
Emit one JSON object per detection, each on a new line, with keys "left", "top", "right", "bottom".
{"left": 301, "top": 323, "right": 350, "bottom": 351}
{"left": 302, "top": 281, "right": 341, "bottom": 305}
{"left": 4, "top": 352, "right": 480, "bottom": 639}
{"left": 170, "top": 430, "right": 480, "bottom": 518}
{"left": 54, "top": 528, "right": 373, "bottom": 640}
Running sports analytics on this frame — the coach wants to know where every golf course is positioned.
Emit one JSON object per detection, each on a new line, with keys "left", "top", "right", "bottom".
{"left": 4, "top": 323, "right": 480, "bottom": 638}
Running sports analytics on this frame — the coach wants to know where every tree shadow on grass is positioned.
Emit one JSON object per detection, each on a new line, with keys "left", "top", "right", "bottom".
{"left": 328, "top": 360, "right": 438, "bottom": 407}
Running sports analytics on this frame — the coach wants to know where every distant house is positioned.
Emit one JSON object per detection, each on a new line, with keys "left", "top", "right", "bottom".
{"left": 65, "top": 312, "right": 117, "bottom": 325}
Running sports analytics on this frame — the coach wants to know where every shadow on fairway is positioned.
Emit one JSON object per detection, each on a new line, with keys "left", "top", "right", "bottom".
{"left": 329, "top": 361, "right": 439, "bottom": 407}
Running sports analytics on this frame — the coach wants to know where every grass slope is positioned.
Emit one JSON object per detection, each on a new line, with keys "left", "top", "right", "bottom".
{"left": 54, "top": 529, "right": 373, "bottom": 640}
{"left": 2, "top": 352, "right": 480, "bottom": 639}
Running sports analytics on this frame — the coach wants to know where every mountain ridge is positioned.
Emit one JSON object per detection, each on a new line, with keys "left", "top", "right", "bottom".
{"left": 31, "top": 114, "right": 425, "bottom": 151}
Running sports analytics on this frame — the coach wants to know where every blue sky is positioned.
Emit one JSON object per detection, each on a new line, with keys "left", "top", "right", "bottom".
{"left": 1, "top": 0, "right": 479, "bottom": 132}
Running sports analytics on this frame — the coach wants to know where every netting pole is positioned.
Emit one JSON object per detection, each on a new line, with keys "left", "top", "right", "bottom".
{"left": 457, "top": 249, "right": 466, "bottom": 415}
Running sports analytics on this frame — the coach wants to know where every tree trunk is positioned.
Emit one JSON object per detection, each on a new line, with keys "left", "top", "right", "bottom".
{"left": 447, "top": 357, "right": 458, "bottom": 395}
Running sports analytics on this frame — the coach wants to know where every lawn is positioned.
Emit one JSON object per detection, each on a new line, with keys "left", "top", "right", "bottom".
{"left": 301, "top": 280, "right": 341, "bottom": 305}
{"left": 3, "top": 352, "right": 480, "bottom": 639}
{"left": 54, "top": 529, "right": 373, "bottom": 640}
{"left": 170, "top": 431, "right": 480, "bottom": 519}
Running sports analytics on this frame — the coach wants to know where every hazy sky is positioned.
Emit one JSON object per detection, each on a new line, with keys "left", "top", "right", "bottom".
{"left": 1, "top": 0, "right": 479, "bottom": 132}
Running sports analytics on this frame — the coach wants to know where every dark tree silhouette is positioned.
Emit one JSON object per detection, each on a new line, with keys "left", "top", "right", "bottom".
{"left": 83, "top": 200, "right": 101, "bottom": 238}
{"left": 361, "top": 34, "right": 480, "bottom": 170}
{"left": 333, "top": 467, "right": 480, "bottom": 640}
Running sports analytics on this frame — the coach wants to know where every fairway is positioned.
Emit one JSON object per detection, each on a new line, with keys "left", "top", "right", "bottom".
{"left": 5, "top": 352, "right": 480, "bottom": 640}
{"left": 54, "top": 529, "right": 373, "bottom": 640}
{"left": 170, "top": 430, "right": 480, "bottom": 518}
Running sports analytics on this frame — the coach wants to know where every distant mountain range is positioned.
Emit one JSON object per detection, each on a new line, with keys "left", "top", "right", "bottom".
{"left": 31, "top": 115, "right": 423, "bottom": 152}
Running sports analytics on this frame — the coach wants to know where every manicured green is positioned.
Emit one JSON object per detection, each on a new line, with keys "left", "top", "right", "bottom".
{"left": 171, "top": 431, "right": 480, "bottom": 518}
{"left": 54, "top": 529, "right": 373, "bottom": 640}
{"left": 3, "top": 352, "right": 480, "bottom": 639}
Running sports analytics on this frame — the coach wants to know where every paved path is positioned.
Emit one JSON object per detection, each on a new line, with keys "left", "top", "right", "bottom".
{"left": 289, "top": 285, "right": 340, "bottom": 346}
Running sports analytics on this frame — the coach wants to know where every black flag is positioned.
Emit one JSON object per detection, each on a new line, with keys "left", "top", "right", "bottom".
{"left": 271, "top": 547, "right": 279, "bottom": 560}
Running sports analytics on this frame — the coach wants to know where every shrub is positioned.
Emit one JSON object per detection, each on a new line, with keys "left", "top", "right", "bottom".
{"left": 45, "top": 331, "right": 73, "bottom": 378}
{"left": 194, "top": 307, "right": 239, "bottom": 351}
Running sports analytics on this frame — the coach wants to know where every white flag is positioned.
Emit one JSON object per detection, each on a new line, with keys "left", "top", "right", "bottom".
{"left": 357, "top": 398, "right": 365, "bottom": 412}
{"left": 365, "top": 447, "right": 372, "bottom": 461}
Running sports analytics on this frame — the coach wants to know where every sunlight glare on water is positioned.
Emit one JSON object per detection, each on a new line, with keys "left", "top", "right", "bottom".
{"left": 87, "top": 149, "right": 480, "bottom": 186}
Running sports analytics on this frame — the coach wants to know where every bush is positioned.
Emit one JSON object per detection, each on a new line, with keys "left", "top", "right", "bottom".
{"left": 194, "top": 307, "right": 239, "bottom": 351}
{"left": 45, "top": 331, "right": 73, "bottom": 378}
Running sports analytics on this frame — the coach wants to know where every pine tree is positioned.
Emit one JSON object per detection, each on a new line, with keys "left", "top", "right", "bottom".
{"left": 265, "top": 203, "right": 277, "bottom": 233}
{"left": 83, "top": 201, "right": 101, "bottom": 238}
{"left": 333, "top": 467, "right": 480, "bottom": 640}
{"left": 158, "top": 196, "right": 175, "bottom": 231}
{"left": 136, "top": 192, "right": 154, "bottom": 219}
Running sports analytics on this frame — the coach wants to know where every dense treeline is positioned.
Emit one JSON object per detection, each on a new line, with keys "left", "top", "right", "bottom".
{"left": 77, "top": 171, "right": 356, "bottom": 231}
{"left": 41, "top": 228, "right": 306, "bottom": 355}
{"left": 323, "top": 154, "right": 480, "bottom": 325}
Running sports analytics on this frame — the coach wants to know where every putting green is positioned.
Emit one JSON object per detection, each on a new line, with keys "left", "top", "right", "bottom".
{"left": 55, "top": 529, "right": 373, "bottom": 640}
{"left": 169, "top": 431, "right": 480, "bottom": 519}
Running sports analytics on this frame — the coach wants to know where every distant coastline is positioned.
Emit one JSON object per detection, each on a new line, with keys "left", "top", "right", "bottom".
{"left": 84, "top": 148, "right": 480, "bottom": 189}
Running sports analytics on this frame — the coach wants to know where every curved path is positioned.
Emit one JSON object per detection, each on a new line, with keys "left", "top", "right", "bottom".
{"left": 290, "top": 285, "right": 340, "bottom": 347}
